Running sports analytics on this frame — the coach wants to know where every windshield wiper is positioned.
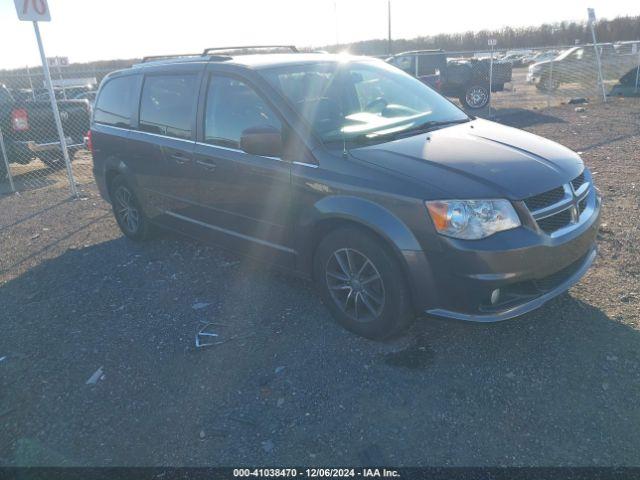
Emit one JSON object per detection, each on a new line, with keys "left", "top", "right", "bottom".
{"left": 353, "top": 118, "right": 470, "bottom": 144}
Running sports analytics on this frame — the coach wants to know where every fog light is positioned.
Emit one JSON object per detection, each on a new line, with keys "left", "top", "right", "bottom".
{"left": 490, "top": 289, "right": 501, "bottom": 305}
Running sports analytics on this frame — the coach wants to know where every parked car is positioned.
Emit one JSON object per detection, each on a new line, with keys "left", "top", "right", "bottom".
{"left": 72, "top": 90, "right": 97, "bottom": 106}
{"left": 90, "top": 49, "right": 600, "bottom": 339}
{"left": 0, "top": 84, "right": 90, "bottom": 175}
{"left": 527, "top": 44, "right": 637, "bottom": 91}
{"left": 387, "top": 50, "right": 513, "bottom": 109}
{"left": 501, "top": 53, "right": 528, "bottom": 68}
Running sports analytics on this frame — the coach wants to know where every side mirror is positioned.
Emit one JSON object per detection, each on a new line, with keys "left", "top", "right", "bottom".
{"left": 240, "top": 125, "right": 282, "bottom": 157}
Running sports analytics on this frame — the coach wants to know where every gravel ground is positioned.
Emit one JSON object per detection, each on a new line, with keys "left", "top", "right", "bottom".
{"left": 0, "top": 98, "right": 639, "bottom": 467}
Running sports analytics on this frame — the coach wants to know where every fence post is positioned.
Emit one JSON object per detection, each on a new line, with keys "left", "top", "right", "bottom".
{"left": 0, "top": 127, "right": 16, "bottom": 193}
{"left": 26, "top": 64, "right": 36, "bottom": 101}
{"left": 547, "top": 58, "right": 554, "bottom": 108}
{"left": 635, "top": 48, "right": 640, "bottom": 93}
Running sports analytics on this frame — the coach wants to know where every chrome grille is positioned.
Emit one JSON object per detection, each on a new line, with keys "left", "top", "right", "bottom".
{"left": 523, "top": 169, "right": 592, "bottom": 236}
{"left": 523, "top": 186, "right": 565, "bottom": 211}
{"left": 571, "top": 172, "right": 586, "bottom": 191}
{"left": 537, "top": 208, "right": 572, "bottom": 234}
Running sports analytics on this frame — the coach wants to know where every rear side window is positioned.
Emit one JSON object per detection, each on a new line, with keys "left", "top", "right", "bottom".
{"left": 139, "top": 75, "right": 197, "bottom": 140}
{"left": 204, "top": 76, "right": 281, "bottom": 149}
{"left": 94, "top": 76, "right": 137, "bottom": 128}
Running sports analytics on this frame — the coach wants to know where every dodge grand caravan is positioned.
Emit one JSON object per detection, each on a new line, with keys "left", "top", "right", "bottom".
{"left": 90, "top": 46, "right": 600, "bottom": 339}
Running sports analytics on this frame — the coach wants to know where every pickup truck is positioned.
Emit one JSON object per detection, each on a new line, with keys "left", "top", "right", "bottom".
{"left": 387, "top": 50, "right": 513, "bottom": 109}
{"left": 0, "top": 84, "right": 90, "bottom": 179}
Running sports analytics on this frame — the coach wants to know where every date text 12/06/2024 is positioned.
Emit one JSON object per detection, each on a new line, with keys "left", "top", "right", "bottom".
{"left": 233, "top": 468, "right": 401, "bottom": 478}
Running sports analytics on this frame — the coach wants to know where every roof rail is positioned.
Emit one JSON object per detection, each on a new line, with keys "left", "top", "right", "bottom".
{"left": 202, "top": 45, "right": 299, "bottom": 55}
{"left": 141, "top": 53, "right": 203, "bottom": 63}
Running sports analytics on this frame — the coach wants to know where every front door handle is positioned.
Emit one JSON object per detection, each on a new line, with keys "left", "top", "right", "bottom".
{"left": 170, "top": 152, "right": 189, "bottom": 165}
{"left": 196, "top": 159, "right": 217, "bottom": 171}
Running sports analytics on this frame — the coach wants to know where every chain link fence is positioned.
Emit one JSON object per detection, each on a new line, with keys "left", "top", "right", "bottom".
{"left": 0, "top": 67, "right": 116, "bottom": 197}
{"left": 388, "top": 41, "right": 640, "bottom": 113}
{"left": 0, "top": 42, "right": 639, "bottom": 200}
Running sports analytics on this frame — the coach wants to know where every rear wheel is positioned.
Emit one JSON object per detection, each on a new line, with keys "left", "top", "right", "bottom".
{"left": 460, "top": 85, "right": 489, "bottom": 109}
{"left": 314, "top": 227, "right": 414, "bottom": 340}
{"left": 109, "top": 175, "right": 153, "bottom": 241}
{"left": 535, "top": 75, "right": 560, "bottom": 92}
{"left": 0, "top": 161, "right": 7, "bottom": 183}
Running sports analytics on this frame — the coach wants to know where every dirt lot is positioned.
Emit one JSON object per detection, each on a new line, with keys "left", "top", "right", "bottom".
{"left": 0, "top": 98, "right": 639, "bottom": 467}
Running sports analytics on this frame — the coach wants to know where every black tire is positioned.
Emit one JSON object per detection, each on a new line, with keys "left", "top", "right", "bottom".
{"left": 0, "top": 160, "right": 7, "bottom": 182}
{"left": 109, "top": 175, "right": 154, "bottom": 241}
{"left": 39, "top": 151, "right": 71, "bottom": 170}
{"left": 314, "top": 227, "right": 414, "bottom": 340}
{"left": 460, "top": 85, "right": 490, "bottom": 109}
{"left": 535, "top": 75, "right": 560, "bottom": 92}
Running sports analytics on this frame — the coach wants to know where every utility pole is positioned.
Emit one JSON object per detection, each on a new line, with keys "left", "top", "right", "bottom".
{"left": 387, "top": 0, "right": 392, "bottom": 55}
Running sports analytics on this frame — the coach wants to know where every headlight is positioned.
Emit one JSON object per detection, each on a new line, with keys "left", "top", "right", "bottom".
{"left": 426, "top": 199, "right": 521, "bottom": 240}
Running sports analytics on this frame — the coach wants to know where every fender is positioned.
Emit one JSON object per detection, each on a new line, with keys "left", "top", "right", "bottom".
{"left": 296, "top": 195, "right": 439, "bottom": 313}
{"left": 101, "top": 156, "right": 139, "bottom": 201}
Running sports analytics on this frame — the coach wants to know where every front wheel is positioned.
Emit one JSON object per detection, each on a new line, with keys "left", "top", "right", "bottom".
{"left": 314, "top": 227, "right": 414, "bottom": 340}
{"left": 460, "top": 85, "right": 490, "bottom": 109}
{"left": 535, "top": 75, "right": 560, "bottom": 92}
{"left": 109, "top": 175, "right": 154, "bottom": 241}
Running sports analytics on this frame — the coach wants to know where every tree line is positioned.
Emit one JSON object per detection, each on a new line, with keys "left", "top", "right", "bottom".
{"left": 326, "top": 14, "right": 640, "bottom": 55}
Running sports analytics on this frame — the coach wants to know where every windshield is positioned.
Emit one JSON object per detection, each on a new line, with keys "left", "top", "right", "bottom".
{"left": 260, "top": 59, "right": 468, "bottom": 143}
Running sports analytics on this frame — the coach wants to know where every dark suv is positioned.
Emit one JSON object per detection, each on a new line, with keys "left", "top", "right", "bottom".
{"left": 90, "top": 47, "right": 600, "bottom": 339}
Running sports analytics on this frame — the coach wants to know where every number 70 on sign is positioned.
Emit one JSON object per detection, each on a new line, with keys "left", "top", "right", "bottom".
{"left": 14, "top": 0, "right": 51, "bottom": 22}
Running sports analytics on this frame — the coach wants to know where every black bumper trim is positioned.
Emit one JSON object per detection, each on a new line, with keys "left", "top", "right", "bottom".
{"left": 425, "top": 246, "right": 597, "bottom": 323}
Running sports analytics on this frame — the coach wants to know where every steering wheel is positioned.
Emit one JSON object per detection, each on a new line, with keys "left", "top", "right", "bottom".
{"left": 364, "top": 97, "right": 388, "bottom": 112}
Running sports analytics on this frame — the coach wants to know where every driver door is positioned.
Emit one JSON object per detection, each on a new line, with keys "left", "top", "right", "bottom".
{"left": 192, "top": 73, "right": 294, "bottom": 266}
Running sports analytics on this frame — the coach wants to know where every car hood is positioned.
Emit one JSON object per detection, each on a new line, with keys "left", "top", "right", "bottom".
{"left": 349, "top": 118, "right": 584, "bottom": 200}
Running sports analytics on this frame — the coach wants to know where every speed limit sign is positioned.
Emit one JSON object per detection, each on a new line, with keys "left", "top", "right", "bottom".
{"left": 14, "top": 0, "right": 51, "bottom": 22}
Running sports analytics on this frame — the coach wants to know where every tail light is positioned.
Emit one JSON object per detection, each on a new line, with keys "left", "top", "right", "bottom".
{"left": 11, "top": 108, "right": 29, "bottom": 132}
{"left": 86, "top": 130, "right": 93, "bottom": 154}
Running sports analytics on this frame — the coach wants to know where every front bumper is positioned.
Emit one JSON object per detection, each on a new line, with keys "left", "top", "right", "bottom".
{"left": 426, "top": 246, "right": 596, "bottom": 322}
{"left": 18, "top": 137, "right": 83, "bottom": 153}
{"left": 420, "top": 190, "right": 601, "bottom": 322}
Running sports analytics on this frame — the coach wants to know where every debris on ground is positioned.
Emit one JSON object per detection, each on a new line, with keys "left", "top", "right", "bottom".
{"left": 191, "top": 302, "right": 211, "bottom": 310}
{"left": 195, "top": 320, "right": 255, "bottom": 349}
{"left": 261, "top": 439, "right": 274, "bottom": 453}
{"left": 195, "top": 323, "right": 222, "bottom": 348}
{"left": 85, "top": 366, "right": 104, "bottom": 385}
{"left": 0, "top": 356, "right": 6, "bottom": 363}
{"left": 574, "top": 106, "right": 586, "bottom": 112}
{"left": 274, "top": 366, "right": 286, "bottom": 374}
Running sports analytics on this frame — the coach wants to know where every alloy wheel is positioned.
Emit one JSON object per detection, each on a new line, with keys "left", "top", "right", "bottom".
{"left": 114, "top": 186, "right": 140, "bottom": 234}
{"left": 325, "top": 248, "right": 386, "bottom": 323}
{"left": 466, "top": 86, "right": 489, "bottom": 108}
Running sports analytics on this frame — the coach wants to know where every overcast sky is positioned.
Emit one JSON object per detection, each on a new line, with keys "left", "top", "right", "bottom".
{"left": 1, "top": 0, "right": 639, "bottom": 69}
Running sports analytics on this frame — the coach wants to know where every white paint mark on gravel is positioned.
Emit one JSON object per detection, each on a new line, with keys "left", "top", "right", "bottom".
{"left": 192, "top": 302, "right": 210, "bottom": 310}
{"left": 86, "top": 366, "right": 104, "bottom": 385}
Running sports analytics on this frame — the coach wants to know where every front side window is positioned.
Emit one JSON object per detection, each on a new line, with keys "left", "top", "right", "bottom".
{"left": 204, "top": 76, "right": 281, "bottom": 149}
{"left": 261, "top": 60, "right": 468, "bottom": 144}
{"left": 139, "top": 74, "right": 197, "bottom": 140}
{"left": 94, "top": 75, "right": 138, "bottom": 128}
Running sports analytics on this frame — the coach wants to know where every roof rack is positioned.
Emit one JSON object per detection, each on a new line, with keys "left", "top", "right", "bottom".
{"left": 202, "top": 45, "right": 299, "bottom": 55}
{"left": 141, "top": 53, "right": 202, "bottom": 63}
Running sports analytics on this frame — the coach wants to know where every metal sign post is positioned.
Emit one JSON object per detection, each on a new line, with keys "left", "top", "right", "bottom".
{"left": 588, "top": 8, "right": 607, "bottom": 102}
{"left": 13, "top": 0, "right": 78, "bottom": 197}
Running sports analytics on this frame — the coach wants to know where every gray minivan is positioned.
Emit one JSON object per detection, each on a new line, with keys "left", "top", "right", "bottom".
{"left": 90, "top": 48, "right": 600, "bottom": 339}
